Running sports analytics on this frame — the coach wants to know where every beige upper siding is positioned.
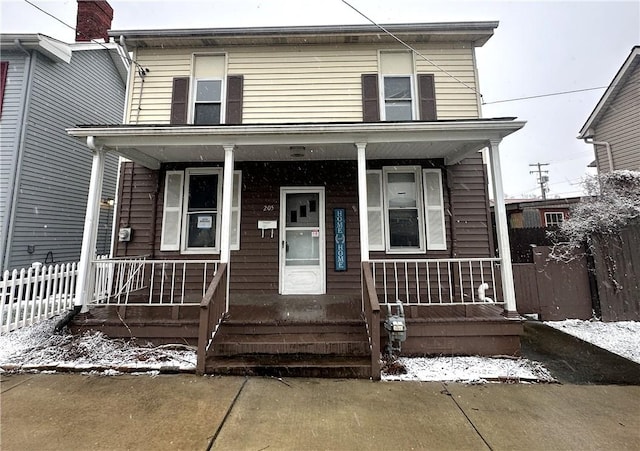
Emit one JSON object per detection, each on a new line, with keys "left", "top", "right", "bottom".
{"left": 125, "top": 43, "right": 480, "bottom": 124}
{"left": 593, "top": 62, "right": 640, "bottom": 172}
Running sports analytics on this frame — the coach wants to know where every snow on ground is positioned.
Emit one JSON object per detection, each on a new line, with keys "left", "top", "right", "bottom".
{"left": 0, "top": 317, "right": 196, "bottom": 374}
{"left": 545, "top": 319, "right": 640, "bottom": 364}
{"left": 382, "top": 356, "right": 554, "bottom": 383}
{"left": 1, "top": 316, "right": 636, "bottom": 383}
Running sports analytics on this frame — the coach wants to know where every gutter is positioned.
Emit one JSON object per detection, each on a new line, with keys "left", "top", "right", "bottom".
{"left": 583, "top": 137, "right": 613, "bottom": 172}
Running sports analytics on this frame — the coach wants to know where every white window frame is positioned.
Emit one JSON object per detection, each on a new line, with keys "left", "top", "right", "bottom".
{"left": 192, "top": 78, "right": 224, "bottom": 125}
{"left": 422, "top": 169, "right": 447, "bottom": 250}
{"left": 380, "top": 74, "right": 416, "bottom": 121}
{"left": 378, "top": 50, "right": 417, "bottom": 121}
{"left": 160, "top": 168, "right": 241, "bottom": 254}
{"left": 189, "top": 53, "right": 227, "bottom": 125}
{"left": 181, "top": 167, "right": 223, "bottom": 254}
{"left": 383, "top": 166, "right": 426, "bottom": 253}
{"left": 544, "top": 211, "right": 565, "bottom": 227}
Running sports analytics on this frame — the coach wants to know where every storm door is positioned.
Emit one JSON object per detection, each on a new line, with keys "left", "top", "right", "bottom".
{"left": 279, "top": 187, "right": 325, "bottom": 295}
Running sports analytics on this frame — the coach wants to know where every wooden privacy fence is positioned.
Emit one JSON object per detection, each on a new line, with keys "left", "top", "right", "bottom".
{"left": 1, "top": 262, "right": 78, "bottom": 333}
{"left": 590, "top": 223, "right": 640, "bottom": 321}
{"left": 512, "top": 246, "right": 592, "bottom": 321}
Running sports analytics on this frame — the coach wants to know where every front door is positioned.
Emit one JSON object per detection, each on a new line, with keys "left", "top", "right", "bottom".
{"left": 279, "top": 187, "right": 325, "bottom": 295}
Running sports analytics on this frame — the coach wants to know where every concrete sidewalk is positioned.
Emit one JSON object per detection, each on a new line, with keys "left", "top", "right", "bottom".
{"left": 1, "top": 373, "right": 639, "bottom": 451}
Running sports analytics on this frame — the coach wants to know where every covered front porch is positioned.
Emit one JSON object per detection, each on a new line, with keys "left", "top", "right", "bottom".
{"left": 68, "top": 119, "right": 525, "bottom": 379}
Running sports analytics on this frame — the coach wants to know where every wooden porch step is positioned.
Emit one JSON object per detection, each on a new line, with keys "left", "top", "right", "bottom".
{"left": 205, "top": 355, "right": 372, "bottom": 379}
{"left": 211, "top": 320, "right": 369, "bottom": 356}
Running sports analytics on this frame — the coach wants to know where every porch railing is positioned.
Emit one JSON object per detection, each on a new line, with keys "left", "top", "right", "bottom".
{"left": 197, "top": 263, "right": 228, "bottom": 375}
{"left": 369, "top": 258, "right": 502, "bottom": 306}
{"left": 92, "top": 257, "right": 219, "bottom": 305}
{"left": 1, "top": 262, "right": 78, "bottom": 333}
{"left": 361, "top": 262, "right": 381, "bottom": 380}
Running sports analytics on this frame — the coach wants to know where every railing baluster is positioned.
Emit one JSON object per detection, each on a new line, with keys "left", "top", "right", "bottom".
{"left": 382, "top": 263, "right": 388, "bottom": 305}
{"left": 404, "top": 261, "right": 409, "bottom": 303}
{"left": 469, "top": 261, "right": 475, "bottom": 303}
{"left": 457, "top": 261, "right": 463, "bottom": 304}
{"left": 425, "top": 262, "right": 431, "bottom": 304}
{"left": 414, "top": 262, "right": 420, "bottom": 304}
{"left": 393, "top": 261, "right": 399, "bottom": 302}
{"left": 182, "top": 262, "right": 187, "bottom": 305}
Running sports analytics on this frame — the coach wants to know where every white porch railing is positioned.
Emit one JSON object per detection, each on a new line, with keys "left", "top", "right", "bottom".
{"left": 1, "top": 262, "right": 78, "bottom": 333}
{"left": 92, "top": 257, "right": 219, "bottom": 305}
{"left": 369, "top": 258, "right": 502, "bottom": 306}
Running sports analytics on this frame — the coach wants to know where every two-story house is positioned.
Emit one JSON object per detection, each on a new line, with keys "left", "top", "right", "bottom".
{"left": 578, "top": 46, "right": 640, "bottom": 173}
{"left": 0, "top": 1, "right": 127, "bottom": 271}
{"left": 68, "top": 22, "right": 525, "bottom": 378}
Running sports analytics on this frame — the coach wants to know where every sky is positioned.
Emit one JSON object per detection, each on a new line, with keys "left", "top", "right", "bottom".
{"left": 1, "top": 0, "right": 638, "bottom": 198}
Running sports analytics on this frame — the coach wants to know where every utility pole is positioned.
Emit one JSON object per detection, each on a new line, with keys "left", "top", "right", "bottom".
{"left": 529, "top": 162, "right": 549, "bottom": 199}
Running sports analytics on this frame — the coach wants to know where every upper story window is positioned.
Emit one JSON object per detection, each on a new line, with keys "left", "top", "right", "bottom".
{"left": 170, "top": 54, "right": 243, "bottom": 126}
{"left": 192, "top": 54, "right": 226, "bottom": 125}
{"left": 362, "top": 51, "right": 436, "bottom": 122}
{"left": 380, "top": 51, "right": 415, "bottom": 121}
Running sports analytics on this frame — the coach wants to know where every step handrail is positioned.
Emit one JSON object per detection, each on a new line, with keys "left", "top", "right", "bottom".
{"left": 196, "top": 263, "right": 227, "bottom": 375}
{"left": 362, "top": 262, "right": 381, "bottom": 380}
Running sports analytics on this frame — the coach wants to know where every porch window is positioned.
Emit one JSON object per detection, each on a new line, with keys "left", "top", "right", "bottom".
{"left": 384, "top": 167, "right": 424, "bottom": 252}
{"left": 367, "top": 166, "right": 446, "bottom": 253}
{"left": 160, "top": 168, "right": 242, "bottom": 253}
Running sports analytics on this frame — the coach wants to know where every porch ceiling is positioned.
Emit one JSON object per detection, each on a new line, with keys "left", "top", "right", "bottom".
{"left": 67, "top": 119, "right": 525, "bottom": 170}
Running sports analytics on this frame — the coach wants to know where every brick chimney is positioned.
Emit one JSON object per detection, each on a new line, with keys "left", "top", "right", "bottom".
{"left": 75, "top": 0, "right": 113, "bottom": 42}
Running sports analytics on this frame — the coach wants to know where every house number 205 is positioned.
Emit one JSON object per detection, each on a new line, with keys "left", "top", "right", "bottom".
{"left": 263, "top": 205, "right": 275, "bottom": 212}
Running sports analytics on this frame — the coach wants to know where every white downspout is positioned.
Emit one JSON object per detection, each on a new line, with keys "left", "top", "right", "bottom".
{"left": 75, "top": 136, "right": 106, "bottom": 312}
{"left": 487, "top": 139, "right": 518, "bottom": 317}
{"left": 356, "top": 142, "right": 369, "bottom": 263}
{"left": 583, "top": 137, "right": 613, "bottom": 172}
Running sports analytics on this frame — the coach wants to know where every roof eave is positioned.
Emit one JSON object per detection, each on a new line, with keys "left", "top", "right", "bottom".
{"left": 578, "top": 46, "right": 640, "bottom": 139}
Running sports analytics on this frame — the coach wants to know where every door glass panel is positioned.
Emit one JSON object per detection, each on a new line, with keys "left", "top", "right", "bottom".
{"left": 285, "top": 230, "right": 319, "bottom": 266}
{"left": 285, "top": 193, "right": 319, "bottom": 227}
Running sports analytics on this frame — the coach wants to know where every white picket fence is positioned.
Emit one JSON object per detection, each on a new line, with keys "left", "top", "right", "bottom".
{"left": 1, "top": 262, "right": 78, "bottom": 334}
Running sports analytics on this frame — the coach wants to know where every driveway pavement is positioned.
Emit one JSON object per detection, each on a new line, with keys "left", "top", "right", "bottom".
{"left": 2, "top": 373, "right": 639, "bottom": 450}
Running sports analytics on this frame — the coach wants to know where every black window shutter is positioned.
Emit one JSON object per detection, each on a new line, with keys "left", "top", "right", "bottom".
{"left": 418, "top": 74, "right": 437, "bottom": 121}
{"left": 170, "top": 77, "right": 189, "bottom": 125}
{"left": 225, "top": 75, "right": 244, "bottom": 124}
{"left": 361, "top": 74, "right": 380, "bottom": 122}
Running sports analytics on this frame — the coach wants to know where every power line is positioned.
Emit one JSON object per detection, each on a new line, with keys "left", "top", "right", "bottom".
{"left": 529, "top": 162, "right": 550, "bottom": 199}
{"left": 340, "top": 0, "right": 483, "bottom": 98}
{"left": 483, "top": 86, "right": 607, "bottom": 105}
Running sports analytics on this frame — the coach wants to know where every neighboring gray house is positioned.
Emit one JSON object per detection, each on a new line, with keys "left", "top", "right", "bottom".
{"left": 0, "top": 28, "right": 127, "bottom": 270}
{"left": 578, "top": 46, "right": 640, "bottom": 173}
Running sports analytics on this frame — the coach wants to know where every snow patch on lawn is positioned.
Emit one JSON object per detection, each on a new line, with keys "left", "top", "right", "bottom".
{"left": 0, "top": 317, "right": 196, "bottom": 374}
{"left": 544, "top": 319, "right": 640, "bottom": 364}
{"left": 382, "top": 356, "right": 555, "bottom": 383}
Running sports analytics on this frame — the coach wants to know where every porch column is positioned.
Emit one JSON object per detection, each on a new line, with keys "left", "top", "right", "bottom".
{"left": 75, "top": 137, "right": 105, "bottom": 312}
{"left": 356, "top": 142, "right": 369, "bottom": 262}
{"left": 219, "top": 145, "right": 235, "bottom": 264}
{"left": 487, "top": 139, "right": 518, "bottom": 317}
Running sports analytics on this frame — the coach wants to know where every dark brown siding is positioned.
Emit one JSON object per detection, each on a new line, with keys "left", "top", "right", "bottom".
{"left": 113, "top": 162, "right": 159, "bottom": 257}
{"left": 115, "top": 156, "right": 493, "bottom": 295}
{"left": 447, "top": 153, "right": 492, "bottom": 258}
{"left": 234, "top": 161, "right": 362, "bottom": 296}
